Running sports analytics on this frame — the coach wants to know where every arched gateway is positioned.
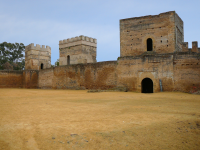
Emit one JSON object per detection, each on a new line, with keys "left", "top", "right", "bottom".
{"left": 141, "top": 78, "right": 153, "bottom": 93}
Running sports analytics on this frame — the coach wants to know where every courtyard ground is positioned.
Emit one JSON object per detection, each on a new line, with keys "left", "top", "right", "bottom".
{"left": 0, "top": 89, "right": 199, "bottom": 150}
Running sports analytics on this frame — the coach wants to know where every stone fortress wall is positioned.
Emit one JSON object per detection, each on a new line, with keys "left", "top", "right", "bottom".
{"left": 0, "top": 11, "right": 199, "bottom": 93}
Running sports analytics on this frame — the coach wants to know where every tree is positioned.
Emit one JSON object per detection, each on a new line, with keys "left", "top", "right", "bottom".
{"left": 0, "top": 42, "right": 25, "bottom": 70}
{"left": 55, "top": 59, "right": 59, "bottom": 66}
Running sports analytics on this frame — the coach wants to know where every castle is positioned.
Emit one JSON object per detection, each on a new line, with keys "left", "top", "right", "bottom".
{"left": 0, "top": 11, "right": 199, "bottom": 93}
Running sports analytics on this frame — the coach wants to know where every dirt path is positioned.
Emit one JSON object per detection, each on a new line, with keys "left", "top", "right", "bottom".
{"left": 0, "top": 89, "right": 200, "bottom": 150}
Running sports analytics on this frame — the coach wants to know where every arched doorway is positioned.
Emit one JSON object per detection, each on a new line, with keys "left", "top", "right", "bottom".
{"left": 67, "top": 55, "right": 70, "bottom": 65}
{"left": 41, "top": 63, "right": 43, "bottom": 69}
{"left": 147, "top": 38, "right": 153, "bottom": 51}
{"left": 141, "top": 78, "right": 153, "bottom": 93}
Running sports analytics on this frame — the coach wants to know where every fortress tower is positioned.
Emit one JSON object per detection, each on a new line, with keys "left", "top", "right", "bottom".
{"left": 59, "top": 35, "right": 97, "bottom": 65}
{"left": 120, "top": 11, "right": 184, "bottom": 56}
{"left": 25, "top": 43, "right": 51, "bottom": 70}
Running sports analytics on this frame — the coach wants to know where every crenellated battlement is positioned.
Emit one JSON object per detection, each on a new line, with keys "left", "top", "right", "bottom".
{"left": 25, "top": 43, "right": 51, "bottom": 52}
{"left": 182, "top": 41, "right": 199, "bottom": 53}
{"left": 59, "top": 35, "right": 97, "bottom": 49}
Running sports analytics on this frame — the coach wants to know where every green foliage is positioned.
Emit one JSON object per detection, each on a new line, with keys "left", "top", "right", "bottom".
{"left": 54, "top": 59, "right": 59, "bottom": 66}
{"left": 0, "top": 42, "right": 25, "bottom": 70}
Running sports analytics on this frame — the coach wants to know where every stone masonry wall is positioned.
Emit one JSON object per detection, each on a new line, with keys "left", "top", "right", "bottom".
{"left": 0, "top": 71, "right": 23, "bottom": 88}
{"left": 38, "top": 61, "right": 118, "bottom": 90}
{"left": 120, "top": 11, "right": 177, "bottom": 57}
{"left": 117, "top": 54, "right": 174, "bottom": 92}
{"left": 0, "top": 70, "right": 38, "bottom": 88}
{"left": 23, "top": 70, "right": 39, "bottom": 88}
{"left": 173, "top": 53, "right": 200, "bottom": 92}
{"left": 38, "top": 68, "right": 53, "bottom": 89}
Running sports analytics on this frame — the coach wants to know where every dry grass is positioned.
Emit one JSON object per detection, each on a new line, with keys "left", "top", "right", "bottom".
{"left": 0, "top": 89, "right": 200, "bottom": 150}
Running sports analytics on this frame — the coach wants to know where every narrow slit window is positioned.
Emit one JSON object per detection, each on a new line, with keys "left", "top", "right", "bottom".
{"left": 41, "top": 63, "right": 43, "bottom": 69}
{"left": 67, "top": 55, "right": 70, "bottom": 65}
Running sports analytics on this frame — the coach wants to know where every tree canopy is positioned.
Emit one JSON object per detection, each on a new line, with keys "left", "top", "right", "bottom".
{"left": 0, "top": 42, "right": 25, "bottom": 70}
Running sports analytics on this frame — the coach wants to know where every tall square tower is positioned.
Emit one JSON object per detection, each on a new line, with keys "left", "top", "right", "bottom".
{"left": 120, "top": 11, "right": 183, "bottom": 57}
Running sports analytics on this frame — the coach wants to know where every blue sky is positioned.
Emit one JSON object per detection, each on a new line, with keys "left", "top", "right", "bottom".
{"left": 0, "top": 0, "right": 199, "bottom": 65}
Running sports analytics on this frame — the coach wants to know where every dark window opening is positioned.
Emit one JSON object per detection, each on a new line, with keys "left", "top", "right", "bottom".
{"left": 141, "top": 78, "right": 153, "bottom": 93}
{"left": 67, "top": 55, "right": 70, "bottom": 65}
{"left": 41, "top": 63, "right": 43, "bottom": 69}
{"left": 161, "top": 40, "right": 162, "bottom": 43}
{"left": 147, "top": 38, "right": 153, "bottom": 51}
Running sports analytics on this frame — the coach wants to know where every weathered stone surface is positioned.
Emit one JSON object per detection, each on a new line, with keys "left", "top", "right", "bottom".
{"left": 38, "top": 61, "right": 118, "bottom": 90}
{"left": 0, "top": 70, "right": 38, "bottom": 88}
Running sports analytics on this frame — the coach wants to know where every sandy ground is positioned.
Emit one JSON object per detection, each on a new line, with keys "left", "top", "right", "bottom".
{"left": 0, "top": 89, "right": 200, "bottom": 150}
